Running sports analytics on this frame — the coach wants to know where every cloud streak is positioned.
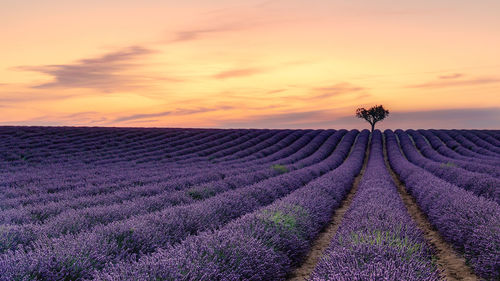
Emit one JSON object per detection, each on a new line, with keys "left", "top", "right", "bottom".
{"left": 171, "top": 25, "right": 249, "bottom": 42}
{"left": 309, "top": 83, "right": 366, "bottom": 100}
{"left": 266, "top": 89, "right": 287, "bottom": 94}
{"left": 438, "top": 73, "right": 464, "bottom": 79}
{"left": 168, "top": 10, "right": 272, "bottom": 43}
{"left": 408, "top": 76, "right": 500, "bottom": 88}
{"left": 213, "top": 68, "right": 265, "bottom": 79}
{"left": 114, "top": 111, "right": 172, "bottom": 123}
{"left": 274, "top": 83, "right": 367, "bottom": 102}
{"left": 113, "top": 106, "right": 233, "bottom": 123}
{"left": 219, "top": 109, "right": 343, "bottom": 129}
{"left": 15, "top": 46, "right": 176, "bottom": 92}
{"left": 168, "top": 1, "right": 305, "bottom": 43}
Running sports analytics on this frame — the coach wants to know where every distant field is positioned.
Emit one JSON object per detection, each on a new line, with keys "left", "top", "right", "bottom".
{"left": 0, "top": 127, "right": 499, "bottom": 280}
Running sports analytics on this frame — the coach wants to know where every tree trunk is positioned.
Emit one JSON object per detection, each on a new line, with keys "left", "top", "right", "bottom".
{"left": 371, "top": 122, "right": 375, "bottom": 133}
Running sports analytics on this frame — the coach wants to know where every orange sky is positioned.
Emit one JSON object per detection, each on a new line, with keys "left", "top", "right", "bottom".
{"left": 1, "top": 0, "right": 499, "bottom": 129}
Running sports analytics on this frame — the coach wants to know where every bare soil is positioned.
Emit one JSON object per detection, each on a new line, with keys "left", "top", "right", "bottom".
{"left": 382, "top": 138, "right": 479, "bottom": 281}
{"left": 287, "top": 145, "right": 370, "bottom": 280}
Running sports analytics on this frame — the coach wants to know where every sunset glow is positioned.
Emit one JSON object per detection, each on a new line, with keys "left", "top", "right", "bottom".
{"left": 2, "top": 0, "right": 499, "bottom": 128}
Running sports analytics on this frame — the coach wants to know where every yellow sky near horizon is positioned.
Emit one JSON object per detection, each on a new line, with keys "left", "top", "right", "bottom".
{"left": 1, "top": 0, "right": 499, "bottom": 129}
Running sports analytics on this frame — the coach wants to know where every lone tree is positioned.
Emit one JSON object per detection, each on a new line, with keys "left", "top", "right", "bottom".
{"left": 356, "top": 105, "right": 389, "bottom": 132}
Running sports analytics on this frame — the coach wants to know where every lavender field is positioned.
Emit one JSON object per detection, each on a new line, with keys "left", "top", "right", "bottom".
{"left": 0, "top": 127, "right": 498, "bottom": 280}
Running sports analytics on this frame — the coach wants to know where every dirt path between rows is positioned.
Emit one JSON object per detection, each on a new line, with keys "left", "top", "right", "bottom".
{"left": 382, "top": 136, "right": 479, "bottom": 281}
{"left": 287, "top": 144, "right": 370, "bottom": 281}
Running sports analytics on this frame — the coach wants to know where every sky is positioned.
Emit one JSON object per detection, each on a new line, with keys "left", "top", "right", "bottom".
{"left": 1, "top": 0, "right": 499, "bottom": 129}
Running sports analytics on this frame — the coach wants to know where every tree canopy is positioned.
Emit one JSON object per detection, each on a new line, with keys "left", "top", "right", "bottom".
{"left": 356, "top": 105, "right": 389, "bottom": 132}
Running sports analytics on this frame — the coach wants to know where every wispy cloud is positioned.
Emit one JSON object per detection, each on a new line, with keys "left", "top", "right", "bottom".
{"left": 266, "top": 89, "right": 287, "bottom": 94}
{"left": 14, "top": 46, "right": 176, "bottom": 93}
{"left": 168, "top": 1, "right": 304, "bottom": 43}
{"left": 310, "top": 83, "right": 366, "bottom": 100}
{"left": 275, "top": 83, "right": 367, "bottom": 102}
{"left": 0, "top": 91, "right": 76, "bottom": 103}
{"left": 169, "top": 7, "right": 280, "bottom": 43}
{"left": 211, "top": 59, "right": 314, "bottom": 80}
{"left": 125, "top": 119, "right": 161, "bottom": 124}
{"left": 408, "top": 76, "right": 500, "bottom": 88}
{"left": 41, "top": 111, "right": 108, "bottom": 125}
{"left": 213, "top": 68, "right": 265, "bottom": 79}
{"left": 175, "top": 106, "right": 233, "bottom": 115}
{"left": 218, "top": 109, "right": 347, "bottom": 129}
{"left": 438, "top": 73, "right": 464, "bottom": 79}
{"left": 114, "top": 111, "right": 172, "bottom": 123}
{"left": 112, "top": 106, "right": 233, "bottom": 123}
{"left": 0, "top": 111, "right": 109, "bottom": 126}
{"left": 171, "top": 24, "right": 249, "bottom": 42}
{"left": 63, "top": 111, "right": 100, "bottom": 119}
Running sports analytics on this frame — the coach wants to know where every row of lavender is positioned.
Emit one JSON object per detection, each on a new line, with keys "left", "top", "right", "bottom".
{"left": 0, "top": 127, "right": 213, "bottom": 166}
{"left": 0, "top": 127, "right": 498, "bottom": 280}
{"left": 0, "top": 127, "right": 274, "bottom": 166}
{"left": 2, "top": 127, "right": 496, "bottom": 170}
{"left": 0, "top": 129, "right": 260, "bottom": 204}
{"left": 0, "top": 127, "right": 292, "bottom": 177}
{"left": 412, "top": 130, "right": 500, "bottom": 177}
{"left": 0, "top": 128, "right": 334, "bottom": 200}
{"left": 91, "top": 131, "right": 370, "bottom": 280}
{"left": 0, "top": 129, "right": 329, "bottom": 232}
{"left": 0, "top": 128, "right": 292, "bottom": 183}
{"left": 97, "top": 128, "right": 499, "bottom": 280}
{"left": 1, "top": 127, "right": 494, "bottom": 199}
{"left": 0, "top": 130, "right": 363, "bottom": 280}
{"left": 0, "top": 127, "right": 321, "bottom": 168}
{"left": 444, "top": 130, "right": 500, "bottom": 158}
{"left": 429, "top": 130, "right": 500, "bottom": 165}
{"left": 0, "top": 129, "right": 319, "bottom": 206}
{"left": 0, "top": 130, "right": 336, "bottom": 272}
{"left": 395, "top": 130, "right": 500, "bottom": 203}
{"left": 386, "top": 130, "right": 500, "bottom": 280}
{"left": 310, "top": 131, "right": 440, "bottom": 280}
{"left": 305, "top": 129, "right": 499, "bottom": 280}
{"left": 0, "top": 130, "right": 348, "bottom": 254}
